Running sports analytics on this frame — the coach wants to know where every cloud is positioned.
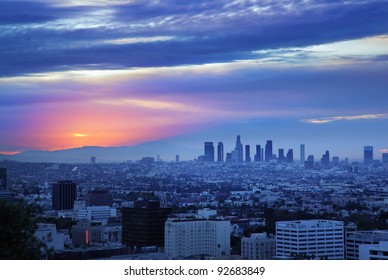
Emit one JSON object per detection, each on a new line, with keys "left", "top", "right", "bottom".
{"left": 1, "top": 1, "right": 388, "bottom": 76}
{"left": 302, "top": 114, "right": 388, "bottom": 124}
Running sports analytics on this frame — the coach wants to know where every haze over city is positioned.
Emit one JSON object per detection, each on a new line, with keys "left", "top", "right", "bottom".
{"left": 1, "top": 0, "right": 388, "bottom": 161}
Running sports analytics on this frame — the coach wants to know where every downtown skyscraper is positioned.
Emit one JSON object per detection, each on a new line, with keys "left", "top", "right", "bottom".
{"left": 265, "top": 140, "right": 273, "bottom": 162}
{"left": 235, "top": 135, "right": 243, "bottom": 162}
{"left": 300, "top": 144, "right": 305, "bottom": 163}
{"left": 217, "top": 142, "right": 224, "bottom": 162}
{"left": 204, "top": 142, "right": 215, "bottom": 162}
{"left": 255, "top": 145, "right": 262, "bottom": 162}
{"left": 245, "top": 145, "right": 251, "bottom": 162}
{"left": 364, "top": 146, "right": 373, "bottom": 165}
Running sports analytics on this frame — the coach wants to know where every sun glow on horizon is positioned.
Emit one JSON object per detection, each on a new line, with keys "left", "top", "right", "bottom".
{"left": 72, "top": 133, "right": 90, "bottom": 138}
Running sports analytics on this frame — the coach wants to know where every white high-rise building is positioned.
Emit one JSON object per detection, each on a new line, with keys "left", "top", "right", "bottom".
{"left": 359, "top": 241, "right": 388, "bottom": 260}
{"left": 346, "top": 230, "right": 388, "bottom": 260}
{"left": 241, "top": 233, "right": 276, "bottom": 260}
{"left": 276, "top": 220, "right": 344, "bottom": 260}
{"left": 165, "top": 214, "right": 230, "bottom": 259}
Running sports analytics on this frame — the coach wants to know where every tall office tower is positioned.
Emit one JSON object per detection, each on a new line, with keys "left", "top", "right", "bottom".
{"left": 276, "top": 220, "right": 344, "bottom": 260}
{"left": 235, "top": 135, "right": 243, "bottom": 162}
{"left": 0, "top": 167, "right": 6, "bottom": 190}
{"left": 305, "top": 155, "right": 314, "bottom": 169}
{"left": 364, "top": 146, "right": 373, "bottom": 165}
{"left": 332, "top": 156, "right": 339, "bottom": 166}
{"left": 241, "top": 233, "right": 276, "bottom": 260}
{"left": 90, "top": 156, "right": 96, "bottom": 165}
{"left": 204, "top": 142, "right": 214, "bottom": 162}
{"left": 85, "top": 190, "right": 113, "bottom": 207}
{"left": 245, "top": 145, "right": 251, "bottom": 162}
{"left": 346, "top": 230, "right": 388, "bottom": 260}
{"left": 231, "top": 149, "right": 239, "bottom": 162}
{"left": 278, "top": 149, "right": 285, "bottom": 162}
{"left": 321, "top": 150, "right": 330, "bottom": 167}
{"left": 300, "top": 144, "right": 305, "bottom": 163}
{"left": 254, "top": 145, "right": 262, "bottom": 162}
{"left": 217, "top": 142, "right": 224, "bottom": 162}
{"left": 383, "top": 153, "right": 388, "bottom": 164}
{"left": 122, "top": 199, "right": 172, "bottom": 249}
{"left": 52, "top": 180, "right": 77, "bottom": 211}
{"left": 286, "top": 149, "right": 293, "bottom": 163}
{"left": 265, "top": 140, "right": 273, "bottom": 161}
{"left": 165, "top": 213, "right": 231, "bottom": 259}
{"left": 176, "top": 155, "right": 180, "bottom": 162}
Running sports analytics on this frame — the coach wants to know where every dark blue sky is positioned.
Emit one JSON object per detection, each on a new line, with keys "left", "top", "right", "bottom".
{"left": 0, "top": 0, "right": 388, "bottom": 160}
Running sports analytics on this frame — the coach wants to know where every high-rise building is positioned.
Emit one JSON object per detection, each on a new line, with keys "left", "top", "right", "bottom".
{"left": 217, "top": 142, "right": 224, "bottom": 162}
{"left": 305, "top": 155, "right": 314, "bottom": 169}
{"left": 278, "top": 149, "right": 285, "bottom": 162}
{"left": 231, "top": 149, "right": 239, "bottom": 162}
{"left": 245, "top": 145, "right": 251, "bottom": 162}
{"left": 364, "top": 146, "right": 373, "bottom": 165}
{"left": 122, "top": 199, "right": 172, "bottom": 249}
{"left": 241, "top": 233, "right": 276, "bottom": 260}
{"left": 90, "top": 156, "right": 96, "bottom": 165}
{"left": 52, "top": 180, "right": 77, "bottom": 211}
{"left": 382, "top": 153, "right": 388, "bottom": 164}
{"left": 276, "top": 220, "right": 344, "bottom": 260}
{"left": 204, "top": 142, "right": 214, "bottom": 162}
{"left": 345, "top": 230, "right": 388, "bottom": 260}
{"left": 265, "top": 140, "right": 273, "bottom": 162}
{"left": 235, "top": 135, "right": 243, "bottom": 162}
{"left": 332, "top": 156, "right": 339, "bottom": 166}
{"left": 254, "top": 145, "right": 262, "bottom": 162}
{"left": 300, "top": 144, "right": 305, "bottom": 163}
{"left": 286, "top": 149, "right": 293, "bottom": 163}
{"left": 321, "top": 150, "right": 330, "bottom": 167}
{"left": 359, "top": 241, "right": 388, "bottom": 260}
{"left": 176, "top": 155, "right": 180, "bottom": 162}
{"left": 0, "top": 167, "right": 6, "bottom": 190}
{"left": 165, "top": 212, "right": 231, "bottom": 259}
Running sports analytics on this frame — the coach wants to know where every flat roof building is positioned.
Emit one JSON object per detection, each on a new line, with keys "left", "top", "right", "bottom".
{"left": 276, "top": 220, "right": 344, "bottom": 260}
{"left": 345, "top": 230, "right": 388, "bottom": 260}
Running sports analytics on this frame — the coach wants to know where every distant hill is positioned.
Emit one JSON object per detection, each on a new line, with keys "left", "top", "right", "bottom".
{"left": 0, "top": 142, "right": 201, "bottom": 163}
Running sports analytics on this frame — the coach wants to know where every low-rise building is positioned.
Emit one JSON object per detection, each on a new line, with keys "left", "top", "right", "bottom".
{"left": 241, "top": 233, "right": 276, "bottom": 260}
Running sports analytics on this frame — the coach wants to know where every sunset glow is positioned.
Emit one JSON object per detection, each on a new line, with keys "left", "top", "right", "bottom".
{"left": 1, "top": 0, "right": 388, "bottom": 160}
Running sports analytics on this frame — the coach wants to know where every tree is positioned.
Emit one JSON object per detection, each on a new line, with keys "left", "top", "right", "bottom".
{"left": 0, "top": 200, "right": 49, "bottom": 259}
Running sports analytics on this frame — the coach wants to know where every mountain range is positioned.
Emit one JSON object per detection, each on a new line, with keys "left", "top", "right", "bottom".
{"left": 0, "top": 142, "right": 201, "bottom": 163}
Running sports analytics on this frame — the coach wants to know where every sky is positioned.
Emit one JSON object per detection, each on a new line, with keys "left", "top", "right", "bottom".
{"left": 1, "top": 0, "right": 388, "bottom": 161}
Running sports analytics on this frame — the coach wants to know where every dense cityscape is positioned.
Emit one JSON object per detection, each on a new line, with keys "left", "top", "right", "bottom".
{"left": 1, "top": 135, "right": 388, "bottom": 260}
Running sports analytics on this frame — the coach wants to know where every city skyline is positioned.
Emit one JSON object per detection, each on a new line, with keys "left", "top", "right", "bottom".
{"left": 0, "top": 135, "right": 387, "bottom": 163}
{"left": 1, "top": 1, "right": 388, "bottom": 159}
